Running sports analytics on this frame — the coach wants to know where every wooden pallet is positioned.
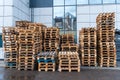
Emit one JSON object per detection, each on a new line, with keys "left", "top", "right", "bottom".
{"left": 98, "top": 57, "right": 116, "bottom": 67}
{"left": 18, "top": 66, "right": 34, "bottom": 70}
{"left": 81, "top": 62, "right": 97, "bottom": 67}
{"left": 38, "top": 63, "right": 55, "bottom": 72}
{"left": 5, "top": 62, "right": 17, "bottom": 69}
{"left": 80, "top": 28, "right": 96, "bottom": 34}
{"left": 61, "top": 34, "right": 74, "bottom": 44}
{"left": 80, "top": 43, "right": 96, "bottom": 49}
{"left": 61, "top": 43, "right": 78, "bottom": 51}
{"left": 28, "top": 23, "right": 47, "bottom": 32}
{"left": 2, "top": 27, "right": 17, "bottom": 34}
{"left": 16, "top": 21, "right": 30, "bottom": 29}
{"left": 58, "top": 51, "right": 80, "bottom": 72}
{"left": 2, "top": 34, "right": 17, "bottom": 41}
{"left": 58, "top": 68, "right": 80, "bottom": 72}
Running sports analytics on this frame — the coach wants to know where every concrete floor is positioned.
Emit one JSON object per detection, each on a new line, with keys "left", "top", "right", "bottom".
{"left": 0, "top": 67, "right": 120, "bottom": 80}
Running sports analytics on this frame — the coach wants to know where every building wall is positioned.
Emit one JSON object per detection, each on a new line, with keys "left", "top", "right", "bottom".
{"left": 31, "top": 4, "right": 120, "bottom": 43}
{"left": 0, "top": 0, "right": 30, "bottom": 33}
{"left": 0, "top": 0, "right": 13, "bottom": 33}
{"left": 0, "top": 0, "right": 30, "bottom": 59}
{"left": 13, "top": 0, "right": 31, "bottom": 26}
{"left": 0, "top": 0, "right": 120, "bottom": 59}
{"left": 77, "top": 4, "right": 120, "bottom": 43}
{"left": 31, "top": 8, "right": 53, "bottom": 27}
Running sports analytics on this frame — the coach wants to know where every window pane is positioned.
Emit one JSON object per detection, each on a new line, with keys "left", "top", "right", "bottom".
{"left": 54, "top": 0, "right": 64, "bottom": 6}
{"left": 65, "top": 0, "right": 76, "bottom": 5}
{"left": 54, "top": 7, "right": 64, "bottom": 18}
{"left": 54, "top": 7, "right": 64, "bottom": 29}
{"left": 117, "top": 0, "right": 120, "bottom": 3}
{"left": 65, "top": 6, "right": 76, "bottom": 17}
{"left": 90, "top": 0, "right": 102, "bottom": 4}
{"left": 65, "top": 6, "right": 76, "bottom": 30}
{"left": 103, "top": 0, "right": 115, "bottom": 4}
{"left": 77, "top": 0, "right": 88, "bottom": 4}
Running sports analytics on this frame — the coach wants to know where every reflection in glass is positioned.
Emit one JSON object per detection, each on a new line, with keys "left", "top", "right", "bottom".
{"left": 77, "top": 0, "right": 88, "bottom": 4}
{"left": 65, "top": 6, "right": 76, "bottom": 30}
{"left": 54, "top": 0, "right": 64, "bottom": 6}
{"left": 53, "top": 5, "right": 77, "bottom": 42}
{"left": 65, "top": 6, "right": 76, "bottom": 16}
{"left": 54, "top": 7, "right": 64, "bottom": 29}
{"left": 65, "top": 0, "right": 76, "bottom": 5}
{"left": 90, "top": 0, "right": 102, "bottom": 4}
{"left": 103, "top": 0, "right": 115, "bottom": 3}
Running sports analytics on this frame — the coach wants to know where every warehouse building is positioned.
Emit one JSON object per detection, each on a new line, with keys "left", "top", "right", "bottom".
{"left": 0, "top": 0, "right": 120, "bottom": 65}
{"left": 1, "top": 0, "right": 120, "bottom": 64}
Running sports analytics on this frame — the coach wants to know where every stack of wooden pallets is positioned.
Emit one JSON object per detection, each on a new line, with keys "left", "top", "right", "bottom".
{"left": 44, "top": 27, "right": 60, "bottom": 52}
{"left": 16, "top": 21, "right": 30, "bottom": 29}
{"left": 37, "top": 52, "right": 56, "bottom": 71}
{"left": 58, "top": 51, "right": 80, "bottom": 72}
{"left": 79, "top": 28, "right": 97, "bottom": 66}
{"left": 2, "top": 27, "right": 18, "bottom": 69}
{"left": 61, "top": 34, "right": 78, "bottom": 52}
{"left": 18, "top": 29, "right": 40, "bottom": 70}
{"left": 17, "top": 22, "right": 45, "bottom": 70}
{"left": 28, "top": 23, "right": 46, "bottom": 52}
{"left": 96, "top": 13, "right": 116, "bottom": 67}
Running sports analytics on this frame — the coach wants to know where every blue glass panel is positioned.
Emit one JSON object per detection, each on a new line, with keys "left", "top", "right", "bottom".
{"left": 65, "top": 6, "right": 76, "bottom": 30}
{"left": 54, "top": 0, "right": 64, "bottom": 6}
{"left": 54, "top": 7, "right": 64, "bottom": 29}
{"left": 90, "top": 0, "right": 102, "bottom": 4}
{"left": 77, "top": 0, "right": 88, "bottom": 4}
{"left": 103, "top": 0, "right": 115, "bottom": 4}
{"left": 65, "top": 0, "right": 76, "bottom": 5}
{"left": 117, "top": 0, "right": 120, "bottom": 3}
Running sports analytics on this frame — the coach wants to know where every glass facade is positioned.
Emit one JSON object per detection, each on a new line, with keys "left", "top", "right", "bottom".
{"left": 53, "top": 0, "right": 77, "bottom": 43}
{"left": 54, "top": 0, "right": 64, "bottom": 6}
{"left": 0, "top": 0, "right": 30, "bottom": 59}
{"left": 65, "top": 6, "right": 76, "bottom": 30}
{"left": 89, "top": 0, "right": 102, "bottom": 4}
{"left": 117, "top": 0, "right": 120, "bottom": 3}
{"left": 103, "top": 0, "right": 116, "bottom": 4}
{"left": 77, "top": 0, "right": 88, "bottom": 4}
{"left": 65, "top": 0, "right": 76, "bottom": 5}
{"left": 54, "top": 7, "right": 64, "bottom": 29}
{"left": 77, "top": 0, "right": 120, "bottom": 5}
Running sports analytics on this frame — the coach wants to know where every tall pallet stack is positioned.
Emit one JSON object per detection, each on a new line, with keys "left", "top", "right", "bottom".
{"left": 16, "top": 21, "right": 44, "bottom": 70}
{"left": 79, "top": 28, "right": 97, "bottom": 66}
{"left": 2, "top": 27, "right": 18, "bottom": 69}
{"left": 28, "top": 23, "right": 46, "bottom": 52}
{"left": 61, "top": 34, "right": 78, "bottom": 51}
{"left": 58, "top": 51, "right": 80, "bottom": 72}
{"left": 18, "top": 29, "right": 41, "bottom": 70}
{"left": 96, "top": 13, "right": 116, "bottom": 67}
{"left": 37, "top": 52, "right": 56, "bottom": 71}
{"left": 16, "top": 21, "right": 47, "bottom": 52}
{"left": 44, "top": 27, "right": 60, "bottom": 52}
